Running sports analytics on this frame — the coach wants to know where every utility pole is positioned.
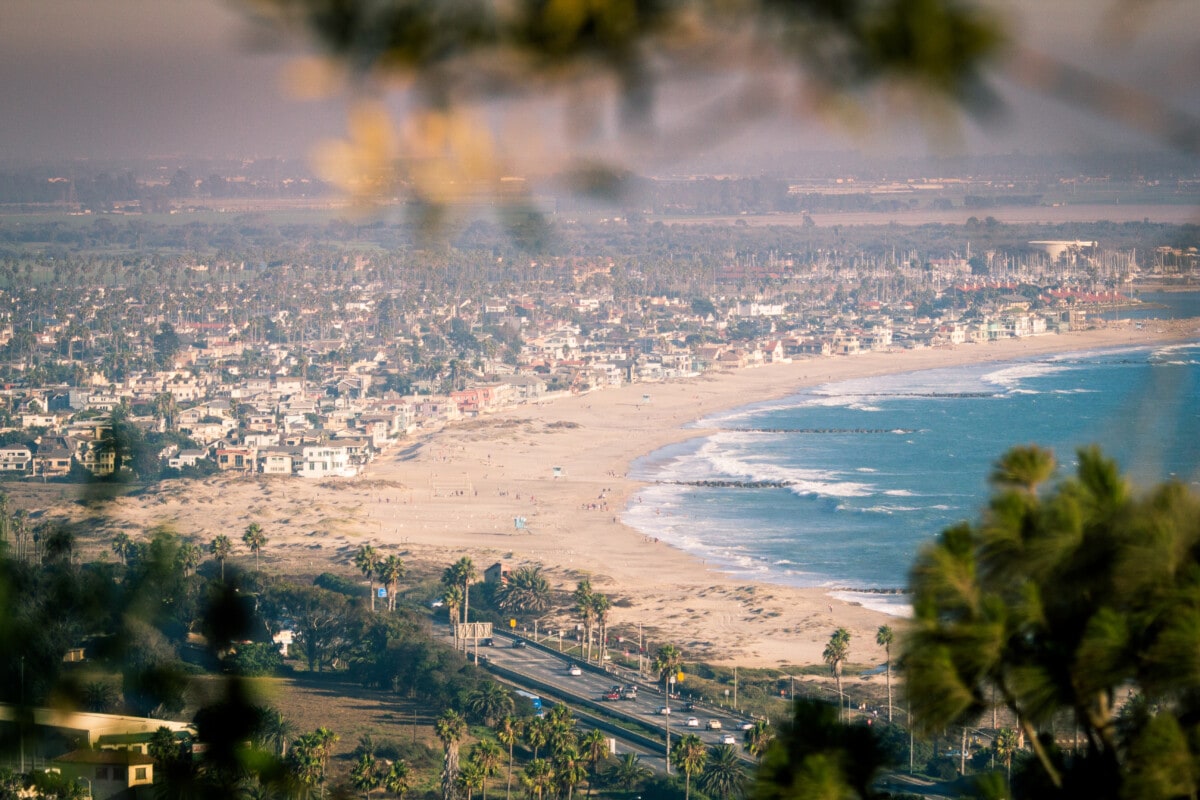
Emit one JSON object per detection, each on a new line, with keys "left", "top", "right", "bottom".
{"left": 733, "top": 666, "right": 738, "bottom": 711}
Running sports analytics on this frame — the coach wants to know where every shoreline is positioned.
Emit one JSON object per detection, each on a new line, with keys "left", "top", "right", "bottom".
{"left": 59, "top": 319, "right": 1200, "bottom": 670}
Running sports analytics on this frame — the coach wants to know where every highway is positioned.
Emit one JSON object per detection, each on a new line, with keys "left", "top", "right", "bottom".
{"left": 441, "top": 625, "right": 762, "bottom": 771}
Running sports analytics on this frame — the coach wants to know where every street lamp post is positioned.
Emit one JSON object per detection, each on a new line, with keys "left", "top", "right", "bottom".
{"left": 665, "top": 675, "right": 676, "bottom": 774}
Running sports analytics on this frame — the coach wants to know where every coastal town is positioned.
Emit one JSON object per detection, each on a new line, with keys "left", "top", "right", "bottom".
{"left": 0, "top": 220, "right": 1193, "bottom": 484}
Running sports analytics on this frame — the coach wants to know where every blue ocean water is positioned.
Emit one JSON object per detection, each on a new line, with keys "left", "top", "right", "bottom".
{"left": 624, "top": 327, "right": 1200, "bottom": 612}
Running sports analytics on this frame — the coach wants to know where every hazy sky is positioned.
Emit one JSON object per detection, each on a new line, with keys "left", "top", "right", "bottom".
{"left": 1, "top": 0, "right": 1198, "bottom": 167}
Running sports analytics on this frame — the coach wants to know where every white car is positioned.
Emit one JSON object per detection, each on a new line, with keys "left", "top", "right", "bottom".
{"left": 567, "top": 664, "right": 582, "bottom": 676}
{"left": 658, "top": 706, "right": 671, "bottom": 715}
{"left": 705, "top": 719, "right": 722, "bottom": 731}
{"left": 685, "top": 717, "right": 700, "bottom": 727}
{"left": 738, "top": 720, "right": 756, "bottom": 731}
{"left": 720, "top": 733, "right": 737, "bottom": 745}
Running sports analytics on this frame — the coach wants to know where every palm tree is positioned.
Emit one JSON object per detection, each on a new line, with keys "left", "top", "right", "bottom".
{"left": 520, "top": 758, "right": 554, "bottom": 800}
{"left": 177, "top": 542, "right": 201, "bottom": 577}
{"left": 524, "top": 715, "right": 551, "bottom": 761}
{"left": 589, "top": 593, "right": 612, "bottom": 664}
{"left": 384, "top": 760, "right": 412, "bottom": 799}
{"left": 495, "top": 565, "right": 552, "bottom": 615}
{"left": 652, "top": 643, "right": 684, "bottom": 701}
{"left": 671, "top": 734, "right": 708, "bottom": 800}
{"left": 261, "top": 708, "right": 295, "bottom": 757}
{"left": 606, "top": 753, "right": 651, "bottom": 793}
{"left": 457, "top": 759, "right": 486, "bottom": 800}
{"left": 902, "top": 446, "right": 1158, "bottom": 791}
{"left": 443, "top": 556, "right": 478, "bottom": 625}
{"left": 470, "top": 740, "right": 504, "bottom": 800}
{"left": 698, "top": 745, "right": 747, "bottom": 800}
{"left": 355, "top": 544, "right": 381, "bottom": 611}
{"left": 876, "top": 625, "right": 894, "bottom": 722}
{"left": 243, "top": 523, "right": 267, "bottom": 570}
{"left": 436, "top": 709, "right": 467, "bottom": 800}
{"left": 823, "top": 628, "right": 851, "bottom": 722}
{"left": 573, "top": 579, "right": 596, "bottom": 662}
{"left": 744, "top": 720, "right": 774, "bottom": 762}
{"left": 580, "top": 729, "right": 609, "bottom": 798}
{"left": 377, "top": 554, "right": 406, "bottom": 611}
{"left": 989, "top": 444, "right": 1056, "bottom": 492}
{"left": 496, "top": 716, "right": 521, "bottom": 800}
{"left": 351, "top": 752, "right": 381, "bottom": 800}
{"left": 210, "top": 534, "right": 233, "bottom": 580}
{"left": 444, "top": 584, "right": 464, "bottom": 631}
{"left": 552, "top": 745, "right": 587, "bottom": 800}
{"left": 112, "top": 531, "right": 134, "bottom": 566}
{"left": 994, "top": 728, "right": 1019, "bottom": 783}
{"left": 467, "top": 683, "right": 514, "bottom": 727}
{"left": 545, "top": 704, "right": 578, "bottom": 757}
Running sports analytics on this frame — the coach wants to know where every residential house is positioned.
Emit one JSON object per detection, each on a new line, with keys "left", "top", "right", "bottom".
{"left": 51, "top": 749, "right": 155, "bottom": 800}
{"left": 300, "top": 445, "right": 356, "bottom": 478}
{"left": 215, "top": 446, "right": 256, "bottom": 473}
{"left": 259, "top": 447, "right": 301, "bottom": 475}
{"left": 167, "top": 450, "right": 207, "bottom": 470}
{"left": 0, "top": 445, "right": 32, "bottom": 474}
{"left": 33, "top": 438, "right": 73, "bottom": 477}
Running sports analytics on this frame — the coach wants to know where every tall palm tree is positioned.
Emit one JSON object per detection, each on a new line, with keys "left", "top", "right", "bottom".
{"left": 652, "top": 644, "right": 684, "bottom": 701}
{"left": 377, "top": 555, "right": 407, "bottom": 611}
{"left": 436, "top": 709, "right": 467, "bottom": 800}
{"left": 524, "top": 715, "right": 551, "bottom": 761}
{"left": 355, "top": 544, "right": 381, "bottom": 611}
{"left": 698, "top": 745, "right": 747, "bottom": 800}
{"left": 210, "top": 534, "right": 233, "bottom": 580}
{"left": 876, "top": 625, "right": 894, "bottom": 722}
{"left": 384, "top": 760, "right": 412, "bottom": 799}
{"left": 457, "top": 759, "right": 485, "bottom": 800}
{"left": 573, "top": 579, "right": 596, "bottom": 662}
{"left": 496, "top": 716, "right": 521, "bottom": 800}
{"left": 443, "top": 556, "right": 478, "bottom": 626}
{"left": 444, "top": 585, "right": 464, "bottom": 636}
{"left": 671, "top": 734, "right": 708, "bottom": 800}
{"left": 994, "top": 728, "right": 1019, "bottom": 783}
{"left": 590, "top": 593, "right": 612, "bottom": 664}
{"left": 243, "top": 523, "right": 267, "bottom": 570}
{"left": 466, "top": 683, "right": 514, "bottom": 727}
{"left": 606, "top": 753, "right": 651, "bottom": 793}
{"left": 112, "top": 531, "right": 134, "bottom": 566}
{"left": 470, "top": 740, "right": 504, "bottom": 800}
{"left": 545, "top": 704, "right": 578, "bottom": 757}
{"left": 580, "top": 729, "right": 609, "bottom": 798}
{"left": 552, "top": 745, "right": 587, "bottom": 800}
{"left": 520, "top": 758, "right": 554, "bottom": 800}
{"left": 495, "top": 565, "right": 552, "bottom": 615}
{"left": 176, "top": 542, "right": 201, "bottom": 577}
{"left": 823, "top": 628, "right": 851, "bottom": 722}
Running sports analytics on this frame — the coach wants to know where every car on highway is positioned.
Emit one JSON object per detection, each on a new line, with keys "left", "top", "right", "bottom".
{"left": 685, "top": 717, "right": 699, "bottom": 727}
{"left": 658, "top": 706, "right": 671, "bottom": 715}
{"left": 705, "top": 719, "right": 722, "bottom": 730}
{"left": 567, "top": 664, "right": 582, "bottom": 676}
{"left": 602, "top": 690, "right": 622, "bottom": 701}
{"left": 513, "top": 640, "right": 527, "bottom": 648}
{"left": 738, "top": 720, "right": 757, "bottom": 730}
{"left": 720, "top": 733, "right": 738, "bottom": 745}
{"left": 621, "top": 685, "right": 638, "bottom": 700}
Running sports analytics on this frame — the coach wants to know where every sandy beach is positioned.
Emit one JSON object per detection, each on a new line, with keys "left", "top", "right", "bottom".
{"left": 60, "top": 319, "right": 1200, "bottom": 672}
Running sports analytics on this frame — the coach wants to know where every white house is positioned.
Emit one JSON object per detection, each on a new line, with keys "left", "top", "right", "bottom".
{"left": 300, "top": 445, "right": 357, "bottom": 478}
